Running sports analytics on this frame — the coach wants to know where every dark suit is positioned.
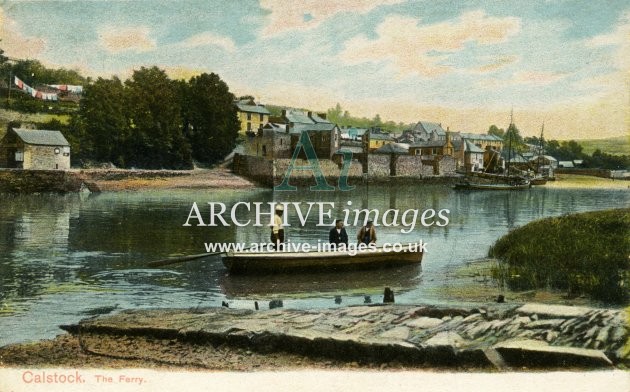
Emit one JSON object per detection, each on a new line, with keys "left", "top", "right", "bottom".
{"left": 329, "top": 227, "right": 349, "bottom": 246}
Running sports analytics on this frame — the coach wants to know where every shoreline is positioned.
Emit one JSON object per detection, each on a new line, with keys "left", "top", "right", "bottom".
{"left": 0, "top": 168, "right": 627, "bottom": 194}
{"left": 1, "top": 303, "right": 627, "bottom": 370}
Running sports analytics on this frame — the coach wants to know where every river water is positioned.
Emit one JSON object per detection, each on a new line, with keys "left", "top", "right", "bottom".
{"left": 0, "top": 184, "right": 627, "bottom": 345}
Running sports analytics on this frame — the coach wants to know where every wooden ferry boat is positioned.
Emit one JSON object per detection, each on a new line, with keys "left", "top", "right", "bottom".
{"left": 222, "top": 242, "right": 423, "bottom": 274}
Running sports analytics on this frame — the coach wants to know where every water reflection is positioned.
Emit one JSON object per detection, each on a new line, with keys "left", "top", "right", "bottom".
{"left": 0, "top": 185, "right": 628, "bottom": 344}
{"left": 221, "top": 264, "right": 422, "bottom": 299}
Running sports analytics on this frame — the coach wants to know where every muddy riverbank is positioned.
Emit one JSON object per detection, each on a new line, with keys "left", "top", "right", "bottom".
{"left": 0, "top": 168, "right": 257, "bottom": 193}
{"left": 2, "top": 303, "right": 627, "bottom": 370}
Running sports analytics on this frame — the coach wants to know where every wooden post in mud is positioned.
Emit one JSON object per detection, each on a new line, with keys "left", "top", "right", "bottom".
{"left": 383, "top": 287, "right": 395, "bottom": 303}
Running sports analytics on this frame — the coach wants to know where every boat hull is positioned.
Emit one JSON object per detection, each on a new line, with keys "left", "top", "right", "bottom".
{"left": 222, "top": 243, "right": 423, "bottom": 274}
{"left": 454, "top": 181, "right": 531, "bottom": 190}
{"left": 530, "top": 177, "right": 547, "bottom": 185}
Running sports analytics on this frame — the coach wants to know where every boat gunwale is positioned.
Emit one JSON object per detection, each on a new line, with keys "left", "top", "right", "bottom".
{"left": 224, "top": 242, "right": 423, "bottom": 259}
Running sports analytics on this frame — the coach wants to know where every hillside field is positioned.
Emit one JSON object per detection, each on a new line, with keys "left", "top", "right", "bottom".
{"left": 577, "top": 136, "right": 629, "bottom": 155}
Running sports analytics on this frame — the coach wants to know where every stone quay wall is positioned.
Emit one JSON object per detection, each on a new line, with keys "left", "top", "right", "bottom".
{"left": 234, "top": 153, "right": 462, "bottom": 188}
{"left": 0, "top": 169, "right": 83, "bottom": 193}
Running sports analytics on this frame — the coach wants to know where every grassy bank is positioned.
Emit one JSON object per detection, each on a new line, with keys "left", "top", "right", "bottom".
{"left": 547, "top": 174, "right": 629, "bottom": 189}
{"left": 579, "top": 136, "right": 630, "bottom": 156}
{"left": 489, "top": 209, "right": 630, "bottom": 304}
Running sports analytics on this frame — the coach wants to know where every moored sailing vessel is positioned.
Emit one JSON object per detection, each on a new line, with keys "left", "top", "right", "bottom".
{"left": 455, "top": 112, "right": 531, "bottom": 191}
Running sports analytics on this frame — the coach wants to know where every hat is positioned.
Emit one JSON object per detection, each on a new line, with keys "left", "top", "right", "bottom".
{"left": 275, "top": 204, "right": 284, "bottom": 211}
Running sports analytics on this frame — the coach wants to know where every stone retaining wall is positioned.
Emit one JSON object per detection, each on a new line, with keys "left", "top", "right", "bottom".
{"left": 0, "top": 169, "right": 83, "bottom": 193}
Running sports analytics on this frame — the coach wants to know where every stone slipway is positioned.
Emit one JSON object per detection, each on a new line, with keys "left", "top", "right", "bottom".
{"left": 61, "top": 303, "right": 629, "bottom": 370}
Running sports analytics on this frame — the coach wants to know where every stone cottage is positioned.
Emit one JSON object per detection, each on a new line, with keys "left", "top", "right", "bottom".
{"left": 0, "top": 128, "right": 70, "bottom": 170}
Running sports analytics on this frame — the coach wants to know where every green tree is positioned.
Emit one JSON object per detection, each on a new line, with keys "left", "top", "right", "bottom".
{"left": 327, "top": 103, "right": 343, "bottom": 123}
{"left": 184, "top": 72, "right": 239, "bottom": 165}
{"left": 0, "top": 46, "right": 8, "bottom": 68}
{"left": 79, "top": 77, "right": 127, "bottom": 164}
{"left": 504, "top": 123, "right": 526, "bottom": 153}
{"left": 124, "top": 66, "right": 191, "bottom": 169}
{"left": 488, "top": 124, "right": 505, "bottom": 138}
{"left": 559, "top": 140, "right": 584, "bottom": 160}
{"left": 546, "top": 139, "right": 560, "bottom": 157}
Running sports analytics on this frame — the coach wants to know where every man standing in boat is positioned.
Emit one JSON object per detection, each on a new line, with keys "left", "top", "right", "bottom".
{"left": 271, "top": 205, "right": 285, "bottom": 250}
{"left": 329, "top": 219, "right": 349, "bottom": 248}
{"left": 357, "top": 221, "right": 377, "bottom": 245}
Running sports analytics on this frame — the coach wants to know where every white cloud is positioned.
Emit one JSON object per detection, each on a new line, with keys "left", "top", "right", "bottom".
{"left": 472, "top": 55, "right": 520, "bottom": 74}
{"left": 178, "top": 32, "right": 236, "bottom": 52}
{"left": 259, "top": 0, "right": 405, "bottom": 37}
{"left": 512, "top": 71, "right": 566, "bottom": 85}
{"left": 340, "top": 10, "right": 521, "bottom": 77}
{"left": 585, "top": 10, "right": 630, "bottom": 70}
{"left": 98, "top": 26, "right": 156, "bottom": 54}
{"left": 580, "top": 10, "right": 630, "bottom": 130}
{"left": 0, "top": 8, "right": 46, "bottom": 59}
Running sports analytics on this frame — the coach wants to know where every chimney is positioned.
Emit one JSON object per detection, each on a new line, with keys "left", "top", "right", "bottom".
{"left": 318, "top": 113, "right": 327, "bottom": 120}
{"left": 307, "top": 111, "right": 313, "bottom": 120}
{"left": 281, "top": 109, "right": 287, "bottom": 117}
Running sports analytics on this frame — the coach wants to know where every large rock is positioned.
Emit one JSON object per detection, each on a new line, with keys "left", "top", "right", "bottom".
{"left": 516, "top": 304, "right": 592, "bottom": 319}
{"left": 405, "top": 317, "right": 444, "bottom": 329}
{"left": 493, "top": 339, "right": 613, "bottom": 368}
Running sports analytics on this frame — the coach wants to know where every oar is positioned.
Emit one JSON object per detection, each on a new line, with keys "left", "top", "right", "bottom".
{"left": 147, "top": 251, "right": 224, "bottom": 268}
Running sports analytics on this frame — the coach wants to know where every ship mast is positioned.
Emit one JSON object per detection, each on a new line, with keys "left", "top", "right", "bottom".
{"left": 537, "top": 121, "right": 545, "bottom": 173}
{"left": 506, "top": 108, "right": 514, "bottom": 177}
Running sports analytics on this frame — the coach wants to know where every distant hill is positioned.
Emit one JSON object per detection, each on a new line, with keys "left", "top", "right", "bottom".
{"left": 577, "top": 136, "right": 629, "bottom": 155}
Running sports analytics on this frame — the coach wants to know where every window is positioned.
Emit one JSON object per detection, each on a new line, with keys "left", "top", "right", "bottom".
{"left": 247, "top": 113, "right": 252, "bottom": 120}
{"left": 259, "top": 113, "right": 264, "bottom": 121}
{"left": 247, "top": 122, "right": 252, "bottom": 131}
{"left": 54, "top": 148, "right": 61, "bottom": 154}
{"left": 15, "top": 150, "right": 24, "bottom": 162}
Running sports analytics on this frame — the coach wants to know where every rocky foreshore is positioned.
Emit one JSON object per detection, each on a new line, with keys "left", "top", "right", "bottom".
{"left": 45, "top": 303, "right": 629, "bottom": 370}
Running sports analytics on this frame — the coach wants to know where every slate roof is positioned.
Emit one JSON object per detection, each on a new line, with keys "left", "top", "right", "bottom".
{"left": 309, "top": 113, "right": 331, "bottom": 124}
{"left": 346, "top": 127, "right": 367, "bottom": 137}
{"left": 528, "top": 154, "right": 558, "bottom": 162}
{"left": 374, "top": 143, "right": 409, "bottom": 154}
{"left": 414, "top": 121, "right": 446, "bottom": 136}
{"left": 501, "top": 150, "right": 528, "bottom": 163}
{"left": 12, "top": 128, "right": 69, "bottom": 146}
{"left": 235, "top": 102, "right": 271, "bottom": 115}
{"left": 409, "top": 140, "right": 446, "bottom": 148}
{"left": 290, "top": 123, "right": 337, "bottom": 134}
{"left": 262, "top": 122, "right": 288, "bottom": 133}
{"left": 369, "top": 132, "right": 394, "bottom": 141}
{"left": 460, "top": 133, "right": 504, "bottom": 142}
{"left": 335, "top": 146, "right": 364, "bottom": 154}
{"left": 285, "top": 110, "right": 315, "bottom": 124}
{"left": 464, "top": 140, "right": 485, "bottom": 153}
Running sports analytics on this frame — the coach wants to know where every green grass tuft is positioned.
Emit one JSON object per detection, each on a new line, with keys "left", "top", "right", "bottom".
{"left": 489, "top": 209, "right": 630, "bottom": 303}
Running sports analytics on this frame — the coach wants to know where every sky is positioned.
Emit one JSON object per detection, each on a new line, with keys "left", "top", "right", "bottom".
{"left": 0, "top": 0, "right": 628, "bottom": 140}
